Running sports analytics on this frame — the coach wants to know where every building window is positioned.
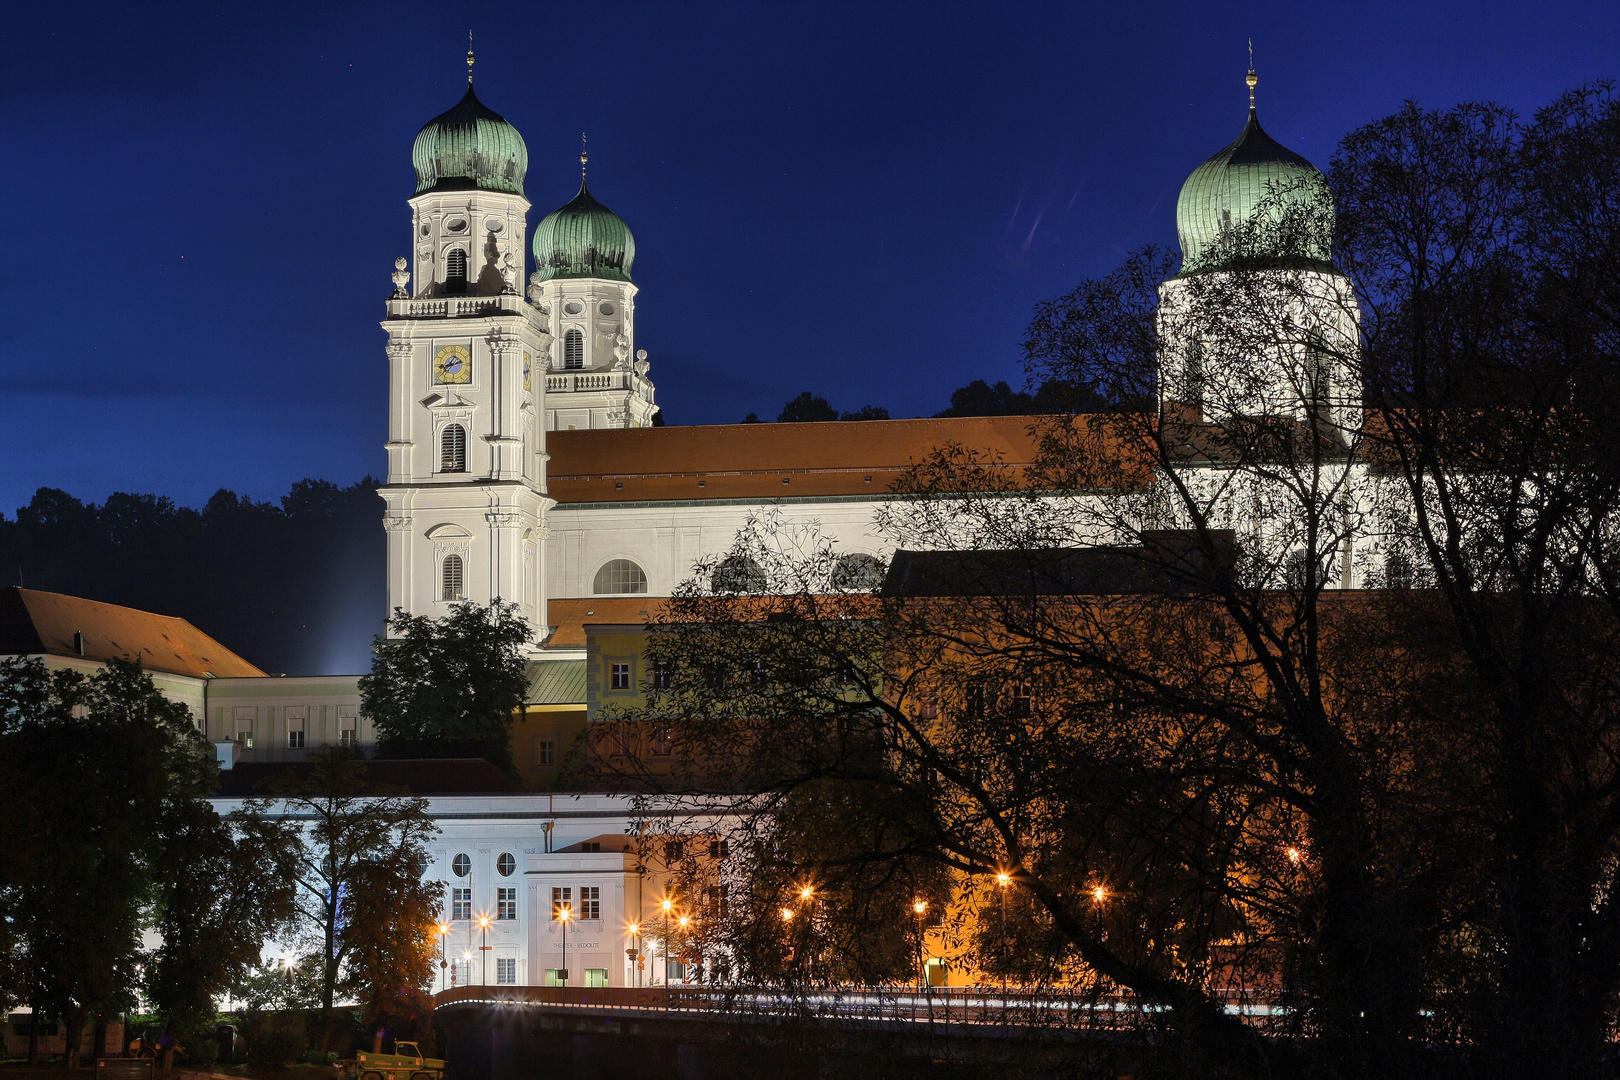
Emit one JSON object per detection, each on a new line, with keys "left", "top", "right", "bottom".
{"left": 711, "top": 554, "right": 765, "bottom": 593}
{"left": 582, "top": 842, "right": 601, "bottom": 853}
{"left": 497, "top": 887, "right": 517, "bottom": 920}
{"left": 580, "top": 886, "right": 600, "bottom": 920}
{"left": 1386, "top": 552, "right": 1414, "bottom": 589}
{"left": 339, "top": 728, "right": 357, "bottom": 748}
{"left": 651, "top": 722, "right": 673, "bottom": 757}
{"left": 452, "top": 887, "right": 471, "bottom": 921}
{"left": 708, "top": 839, "right": 729, "bottom": 859}
{"left": 445, "top": 247, "right": 468, "bottom": 294}
{"left": 610, "top": 662, "right": 631, "bottom": 690}
{"left": 652, "top": 663, "right": 675, "bottom": 690}
{"left": 664, "top": 840, "right": 685, "bottom": 865}
{"left": 452, "top": 853, "right": 472, "bottom": 877}
{"left": 585, "top": 968, "right": 608, "bottom": 988}
{"left": 338, "top": 707, "right": 357, "bottom": 747}
{"left": 497, "top": 852, "right": 516, "bottom": 876}
{"left": 705, "top": 884, "right": 728, "bottom": 917}
{"left": 545, "top": 969, "right": 568, "bottom": 986}
{"left": 536, "top": 739, "right": 556, "bottom": 766}
{"left": 288, "top": 727, "right": 305, "bottom": 749}
{"left": 496, "top": 958, "right": 516, "bottom": 985}
{"left": 610, "top": 723, "right": 635, "bottom": 757}
{"left": 442, "top": 554, "right": 466, "bottom": 601}
{"left": 551, "top": 887, "right": 571, "bottom": 920}
{"left": 593, "top": 559, "right": 648, "bottom": 594}
{"left": 563, "top": 328, "right": 584, "bottom": 369}
{"left": 1010, "top": 683, "right": 1034, "bottom": 720}
{"left": 830, "top": 552, "right": 884, "bottom": 591}
{"left": 441, "top": 424, "right": 467, "bottom": 472}
{"left": 234, "top": 724, "right": 254, "bottom": 748}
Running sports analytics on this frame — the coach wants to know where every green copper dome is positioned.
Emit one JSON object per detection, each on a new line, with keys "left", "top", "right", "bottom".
{"left": 1176, "top": 107, "right": 1334, "bottom": 275}
{"left": 531, "top": 178, "right": 635, "bottom": 282}
{"left": 411, "top": 84, "right": 528, "bottom": 197}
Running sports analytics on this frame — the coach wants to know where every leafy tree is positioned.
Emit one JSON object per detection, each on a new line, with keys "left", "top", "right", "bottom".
{"left": 0, "top": 657, "right": 215, "bottom": 1066}
{"left": 342, "top": 850, "right": 441, "bottom": 1048}
{"left": 839, "top": 405, "right": 891, "bottom": 421}
{"left": 776, "top": 392, "right": 839, "bottom": 423}
{"left": 359, "top": 600, "right": 532, "bottom": 770}
{"left": 237, "top": 750, "right": 438, "bottom": 1053}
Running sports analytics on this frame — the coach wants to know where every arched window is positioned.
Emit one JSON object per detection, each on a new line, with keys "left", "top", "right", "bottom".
{"left": 712, "top": 554, "right": 766, "bottom": 594}
{"left": 563, "top": 328, "right": 584, "bottom": 369}
{"left": 594, "top": 559, "right": 648, "bottom": 594}
{"left": 441, "top": 424, "right": 467, "bottom": 472}
{"left": 830, "top": 553, "right": 885, "bottom": 592}
{"left": 445, "top": 247, "right": 468, "bottom": 294}
{"left": 442, "top": 553, "right": 465, "bottom": 601}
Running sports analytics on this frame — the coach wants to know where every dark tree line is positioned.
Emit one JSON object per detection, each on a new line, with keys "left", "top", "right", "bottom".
{"left": 0, "top": 478, "right": 385, "bottom": 674}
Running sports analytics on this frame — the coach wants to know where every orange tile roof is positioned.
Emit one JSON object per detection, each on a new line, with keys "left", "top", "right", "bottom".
{"left": 547, "top": 415, "right": 1060, "bottom": 504}
{"left": 545, "top": 597, "right": 664, "bottom": 647}
{"left": 0, "top": 588, "right": 266, "bottom": 679}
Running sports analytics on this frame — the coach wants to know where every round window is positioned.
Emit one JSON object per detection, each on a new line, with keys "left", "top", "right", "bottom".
{"left": 563, "top": 300, "right": 584, "bottom": 316}
{"left": 419, "top": 224, "right": 430, "bottom": 237}
{"left": 497, "top": 852, "right": 516, "bottom": 876}
{"left": 451, "top": 853, "right": 471, "bottom": 877}
{"left": 483, "top": 217, "right": 504, "bottom": 233}
{"left": 598, "top": 301, "right": 615, "bottom": 317}
{"left": 446, "top": 217, "right": 468, "bottom": 233}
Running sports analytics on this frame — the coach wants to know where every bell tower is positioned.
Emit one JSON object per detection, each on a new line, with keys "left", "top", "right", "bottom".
{"left": 378, "top": 52, "right": 553, "bottom": 635}
{"left": 528, "top": 142, "right": 658, "bottom": 430}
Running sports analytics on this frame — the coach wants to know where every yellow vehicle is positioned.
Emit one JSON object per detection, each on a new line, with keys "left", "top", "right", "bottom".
{"left": 348, "top": 1041, "right": 445, "bottom": 1080}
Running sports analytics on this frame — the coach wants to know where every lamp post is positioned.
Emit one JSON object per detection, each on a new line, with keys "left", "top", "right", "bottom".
{"left": 677, "top": 915, "right": 690, "bottom": 984}
{"left": 627, "top": 923, "right": 640, "bottom": 988}
{"left": 436, "top": 924, "right": 450, "bottom": 992}
{"left": 660, "top": 897, "right": 674, "bottom": 986}
{"left": 912, "top": 899, "right": 929, "bottom": 995}
{"left": 477, "top": 916, "right": 491, "bottom": 985}
{"left": 995, "top": 873, "right": 1009, "bottom": 995}
{"left": 558, "top": 906, "right": 570, "bottom": 986}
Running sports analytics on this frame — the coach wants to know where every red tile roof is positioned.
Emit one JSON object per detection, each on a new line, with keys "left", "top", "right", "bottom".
{"left": 0, "top": 588, "right": 265, "bottom": 679}
{"left": 547, "top": 415, "right": 1059, "bottom": 503}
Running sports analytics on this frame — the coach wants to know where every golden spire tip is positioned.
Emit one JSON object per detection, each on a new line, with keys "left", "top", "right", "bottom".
{"left": 466, "top": 30, "right": 475, "bottom": 84}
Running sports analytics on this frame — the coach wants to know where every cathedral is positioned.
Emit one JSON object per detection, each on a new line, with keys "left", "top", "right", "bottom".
{"left": 6, "top": 56, "right": 1368, "bottom": 990}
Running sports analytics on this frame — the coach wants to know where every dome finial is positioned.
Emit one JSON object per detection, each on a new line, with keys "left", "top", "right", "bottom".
{"left": 581, "top": 132, "right": 588, "bottom": 182}
{"left": 466, "top": 30, "right": 475, "bottom": 85}
{"left": 1246, "top": 39, "right": 1257, "bottom": 111}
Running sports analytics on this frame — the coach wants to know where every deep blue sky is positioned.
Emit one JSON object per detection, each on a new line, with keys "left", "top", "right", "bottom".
{"left": 4, "top": 0, "right": 1617, "bottom": 514}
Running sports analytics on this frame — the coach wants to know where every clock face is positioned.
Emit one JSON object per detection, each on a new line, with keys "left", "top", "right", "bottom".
{"left": 523, "top": 352, "right": 531, "bottom": 392}
{"left": 433, "top": 344, "right": 471, "bottom": 385}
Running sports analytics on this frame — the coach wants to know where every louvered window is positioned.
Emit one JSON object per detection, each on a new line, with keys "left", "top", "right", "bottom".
{"left": 593, "top": 559, "right": 647, "bottom": 594}
{"left": 445, "top": 247, "right": 468, "bottom": 294}
{"left": 563, "top": 328, "right": 584, "bottom": 369}
{"left": 441, "top": 424, "right": 467, "bottom": 472}
{"left": 442, "top": 553, "right": 465, "bottom": 601}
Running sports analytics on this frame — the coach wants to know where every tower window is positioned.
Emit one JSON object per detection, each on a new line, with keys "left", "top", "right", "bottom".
{"left": 442, "top": 553, "right": 465, "bottom": 601}
{"left": 441, "top": 424, "right": 467, "bottom": 472}
{"left": 563, "top": 328, "right": 584, "bottom": 369}
{"left": 593, "top": 559, "right": 648, "bottom": 594}
{"left": 445, "top": 247, "right": 468, "bottom": 294}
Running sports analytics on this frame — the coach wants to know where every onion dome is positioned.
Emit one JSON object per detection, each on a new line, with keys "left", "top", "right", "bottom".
{"left": 1175, "top": 77, "right": 1334, "bottom": 275}
{"left": 531, "top": 171, "right": 635, "bottom": 283}
{"left": 411, "top": 83, "right": 528, "bottom": 197}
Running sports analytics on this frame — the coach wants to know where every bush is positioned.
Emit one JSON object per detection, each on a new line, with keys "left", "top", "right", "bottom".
{"left": 247, "top": 1026, "right": 305, "bottom": 1071}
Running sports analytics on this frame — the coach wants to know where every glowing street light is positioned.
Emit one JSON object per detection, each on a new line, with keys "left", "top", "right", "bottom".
{"left": 780, "top": 907, "right": 794, "bottom": 922}
{"left": 912, "top": 899, "right": 929, "bottom": 993}
{"left": 1091, "top": 886, "right": 1107, "bottom": 904}
{"left": 799, "top": 885, "right": 814, "bottom": 901}
{"left": 477, "top": 915, "right": 492, "bottom": 984}
{"left": 558, "top": 905, "right": 571, "bottom": 986}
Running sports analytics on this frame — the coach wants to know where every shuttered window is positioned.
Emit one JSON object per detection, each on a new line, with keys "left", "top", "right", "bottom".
{"left": 441, "top": 424, "right": 467, "bottom": 472}
{"left": 445, "top": 247, "right": 468, "bottom": 294}
{"left": 563, "top": 328, "right": 584, "bottom": 369}
{"left": 442, "top": 554, "right": 465, "bottom": 601}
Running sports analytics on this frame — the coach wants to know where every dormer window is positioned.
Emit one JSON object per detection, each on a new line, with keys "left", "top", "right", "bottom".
{"left": 563, "top": 328, "right": 584, "bottom": 369}
{"left": 441, "top": 424, "right": 467, "bottom": 472}
{"left": 445, "top": 247, "right": 468, "bottom": 295}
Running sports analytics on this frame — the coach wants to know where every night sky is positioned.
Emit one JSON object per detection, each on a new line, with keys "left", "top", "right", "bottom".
{"left": 4, "top": 1, "right": 1617, "bottom": 514}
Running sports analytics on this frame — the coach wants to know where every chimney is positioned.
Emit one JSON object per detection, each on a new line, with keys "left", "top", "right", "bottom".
{"left": 73, "top": 631, "right": 85, "bottom": 657}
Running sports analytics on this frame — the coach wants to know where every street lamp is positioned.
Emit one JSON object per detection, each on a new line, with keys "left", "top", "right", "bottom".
{"left": 912, "top": 899, "right": 929, "bottom": 994}
{"left": 477, "top": 915, "right": 491, "bottom": 985}
{"left": 660, "top": 897, "right": 674, "bottom": 986}
{"left": 627, "top": 922, "right": 641, "bottom": 988}
{"left": 677, "top": 915, "right": 690, "bottom": 985}
{"left": 558, "top": 906, "right": 571, "bottom": 987}
{"left": 996, "top": 872, "right": 1010, "bottom": 994}
{"left": 435, "top": 924, "right": 450, "bottom": 992}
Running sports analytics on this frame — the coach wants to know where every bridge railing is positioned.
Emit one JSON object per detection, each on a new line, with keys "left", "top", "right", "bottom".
{"left": 433, "top": 983, "right": 1290, "bottom": 1034}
